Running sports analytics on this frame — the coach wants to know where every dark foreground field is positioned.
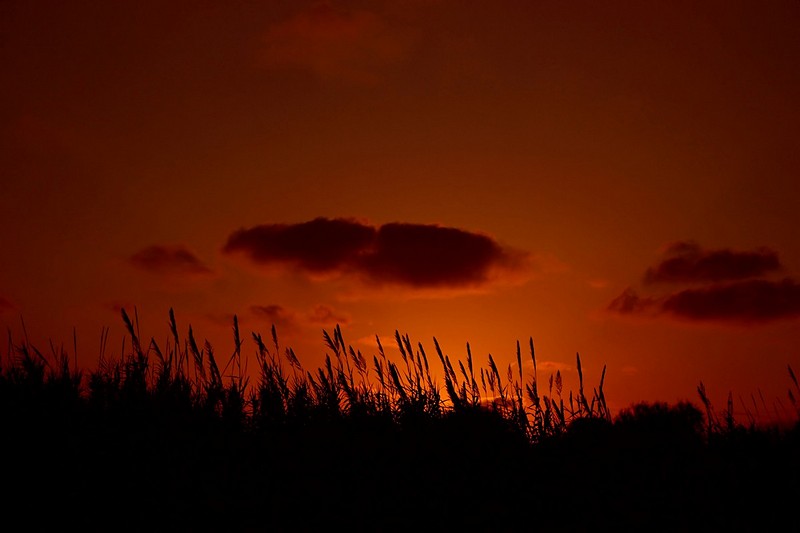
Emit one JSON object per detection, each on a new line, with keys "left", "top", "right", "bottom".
{"left": 3, "top": 311, "right": 799, "bottom": 531}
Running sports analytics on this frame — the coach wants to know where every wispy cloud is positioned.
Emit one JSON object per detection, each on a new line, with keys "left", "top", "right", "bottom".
{"left": 607, "top": 288, "right": 659, "bottom": 316}
{"left": 129, "top": 245, "right": 213, "bottom": 277}
{"left": 223, "top": 217, "right": 530, "bottom": 290}
{"left": 306, "top": 304, "right": 350, "bottom": 326}
{"left": 250, "top": 302, "right": 351, "bottom": 335}
{"left": 250, "top": 304, "right": 298, "bottom": 334}
{"left": 260, "top": 1, "right": 411, "bottom": 84}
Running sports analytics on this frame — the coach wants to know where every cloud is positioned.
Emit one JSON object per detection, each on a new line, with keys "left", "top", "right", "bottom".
{"left": 358, "top": 222, "right": 526, "bottom": 287}
{"left": 307, "top": 304, "right": 350, "bottom": 326}
{"left": 608, "top": 279, "right": 800, "bottom": 324}
{"left": 260, "top": 1, "right": 411, "bottom": 84}
{"left": 250, "top": 302, "right": 351, "bottom": 335}
{"left": 643, "top": 241, "right": 781, "bottom": 284}
{"left": 224, "top": 217, "right": 375, "bottom": 274}
{"left": 223, "top": 217, "right": 529, "bottom": 290}
{"left": 608, "top": 241, "right": 800, "bottom": 325}
{"left": 661, "top": 279, "right": 800, "bottom": 323}
{"left": 129, "top": 245, "right": 213, "bottom": 277}
{"left": 250, "top": 304, "right": 299, "bottom": 334}
{"left": 607, "top": 288, "right": 659, "bottom": 316}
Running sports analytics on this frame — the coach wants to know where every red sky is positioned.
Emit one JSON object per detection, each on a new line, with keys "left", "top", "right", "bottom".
{"left": 2, "top": 0, "right": 800, "bottom": 423}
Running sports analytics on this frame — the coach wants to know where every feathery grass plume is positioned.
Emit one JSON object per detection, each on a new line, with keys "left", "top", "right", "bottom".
{"left": 596, "top": 364, "right": 609, "bottom": 420}
{"left": 697, "top": 381, "right": 718, "bottom": 436}
{"left": 388, "top": 362, "right": 407, "bottom": 405}
{"left": 723, "top": 392, "right": 736, "bottom": 432}
{"left": 323, "top": 329, "right": 339, "bottom": 357}
{"left": 444, "top": 355, "right": 459, "bottom": 394}
{"left": 270, "top": 324, "right": 279, "bottom": 355}
{"left": 168, "top": 308, "right": 180, "bottom": 346}
{"left": 401, "top": 334, "right": 414, "bottom": 366}
{"left": 149, "top": 337, "right": 171, "bottom": 393}
{"left": 286, "top": 347, "right": 301, "bottom": 372}
{"left": 525, "top": 337, "right": 545, "bottom": 436}
{"left": 394, "top": 330, "right": 406, "bottom": 364}
{"left": 487, "top": 353, "right": 507, "bottom": 409}
{"left": 467, "top": 342, "right": 474, "bottom": 381}
{"left": 788, "top": 366, "right": 800, "bottom": 419}
{"left": 568, "top": 391, "right": 575, "bottom": 419}
{"left": 223, "top": 315, "right": 244, "bottom": 383}
{"left": 433, "top": 337, "right": 459, "bottom": 410}
{"left": 188, "top": 326, "right": 205, "bottom": 383}
{"left": 251, "top": 326, "right": 289, "bottom": 426}
{"left": 167, "top": 308, "right": 188, "bottom": 378}
{"left": 121, "top": 308, "right": 142, "bottom": 360}
{"left": 466, "top": 343, "right": 480, "bottom": 405}
{"left": 459, "top": 360, "right": 470, "bottom": 391}
{"left": 411, "top": 345, "right": 424, "bottom": 387}
{"left": 373, "top": 355, "right": 385, "bottom": 391}
{"left": 419, "top": 342, "right": 429, "bottom": 376}
{"left": 149, "top": 338, "right": 165, "bottom": 368}
{"left": 206, "top": 340, "right": 221, "bottom": 386}
{"left": 418, "top": 342, "right": 436, "bottom": 394}
{"left": 394, "top": 332, "right": 417, "bottom": 388}
{"left": 507, "top": 343, "right": 526, "bottom": 433}
{"left": 575, "top": 352, "right": 591, "bottom": 416}
{"left": 334, "top": 324, "right": 346, "bottom": 353}
{"left": 252, "top": 332, "right": 267, "bottom": 364}
{"left": 376, "top": 334, "right": 386, "bottom": 361}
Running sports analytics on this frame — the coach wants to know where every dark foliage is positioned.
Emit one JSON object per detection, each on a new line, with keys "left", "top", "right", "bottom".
{"left": 1, "top": 310, "right": 798, "bottom": 531}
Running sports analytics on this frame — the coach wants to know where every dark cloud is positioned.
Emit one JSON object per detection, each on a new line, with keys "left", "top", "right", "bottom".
{"left": 661, "top": 279, "right": 800, "bottom": 323}
{"left": 223, "top": 218, "right": 376, "bottom": 273}
{"left": 359, "top": 223, "right": 519, "bottom": 287}
{"left": 643, "top": 241, "right": 781, "bottom": 284}
{"left": 608, "top": 279, "right": 800, "bottom": 324}
{"left": 610, "top": 241, "right": 799, "bottom": 324}
{"left": 129, "top": 245, "right": 212, "bottom": 276}
{"left": 223, "top": 217, "right": 528, "bottom": 288}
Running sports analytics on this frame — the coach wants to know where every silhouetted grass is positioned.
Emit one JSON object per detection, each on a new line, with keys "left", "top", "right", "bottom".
{"left": 2, "top": 308, "right": 798, "bottom": 531}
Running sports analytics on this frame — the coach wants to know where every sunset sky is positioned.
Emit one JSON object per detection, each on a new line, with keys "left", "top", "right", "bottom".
{"left": 3, "top": 0, "right": 800, "bottom": 422}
